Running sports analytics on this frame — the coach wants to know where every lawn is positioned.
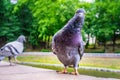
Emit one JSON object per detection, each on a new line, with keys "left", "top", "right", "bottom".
{"left": 17, "top": 54, "right": 120, "bottom": 70}
{"left": 16, "top": 54, "right": 120, "bottom": 79}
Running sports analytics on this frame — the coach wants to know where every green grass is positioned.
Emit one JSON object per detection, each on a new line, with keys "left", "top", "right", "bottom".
{"left": 16, "top": 54, "right": 120, "bottom": 79}
{"left": 20, "top": 63, "right": 120, "bottom": 79}
{"left": 80, "top": 57, "right": 120, "bottom": 69}
{"left": 115, "top": 49, "right": 120, "bottom": 53}
{"left": 18, "top": 55, "right": 61, "bottom": 64}
{"left": 40, "top": 49, "right": 51, "bottom": 52}
{"left": 18, "top": 55, "right": 120, "bottom": 70}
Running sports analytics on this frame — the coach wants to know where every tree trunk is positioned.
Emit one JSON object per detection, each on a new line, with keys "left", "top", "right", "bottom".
{"left": 85, "top": 33, "right": 90, "bottom": 49}
{"left": 103, "top": 41, "right": 107, "bottom": 53}
{"left": 93, "top": 37, "right": 97, "bottom": 49}
{"left": 112, "top": 31, "right": 116, "bottom": 52}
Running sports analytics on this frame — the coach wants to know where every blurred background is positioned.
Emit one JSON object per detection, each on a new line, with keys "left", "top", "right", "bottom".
{"left": 0, "top": 0, "right": 120, "bottom": 53}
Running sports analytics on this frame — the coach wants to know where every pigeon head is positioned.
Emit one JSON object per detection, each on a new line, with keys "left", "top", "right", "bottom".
{"left": 17, "top": 35, "right": 26, "bottom": 43}
{"left": 76, "top": 8, "right": 86, "bottom": 17}
{"left": 76, "top": 8, "right": 85, "bottom": 13}
{"left": 72, "top": 8, "right": 85, "bottom": 28}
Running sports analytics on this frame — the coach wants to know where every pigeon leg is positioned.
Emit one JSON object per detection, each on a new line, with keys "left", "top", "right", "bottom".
{"left": 14, "top": 56, "right": 20, "bottom": 63}
{"left": 70, "top": 68, "right": 79, "bottom": 75}
{"left": 8, "top": 56, "right": 12, "bottom": 66}
{"left": 56, "top": 66, "right": 68, "bottom": 74}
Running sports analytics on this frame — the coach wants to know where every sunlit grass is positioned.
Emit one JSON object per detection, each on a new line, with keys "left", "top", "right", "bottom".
{"left": 80, "top": 57, "right": 120, "bottom": 69}
{"left": 18, "top": 55, "right": 61, "bottom": 64}
{"left": 17, "top": 54, "right": 120, "bottom": 79}
{"left": 17, "top": 54, "right": 120, "bottom": 70}
{"left": 21, "top": 62, "right": 120, "bottom": 79}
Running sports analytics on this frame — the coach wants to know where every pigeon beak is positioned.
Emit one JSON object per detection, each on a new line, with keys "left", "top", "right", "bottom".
{"left": 78, "top": 13, "right": 83, "bottom": 17}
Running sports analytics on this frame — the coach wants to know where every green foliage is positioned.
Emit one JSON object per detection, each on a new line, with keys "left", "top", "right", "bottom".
{"left": 0, "top": 0, "right": 21, "bottom": 41}
{"left": 0, "top": 0, "right": 120, "bottom": 50}
{"left": 41, "top": 49, "right": 51, "bottom": 52}
{"left": 32, "top": 0, "right": 80, "bottom": 40}
{"left": 115, "top": 50, "right": 120, "bottom": 53}
{"left": 13, "top": 1, "right": 37, "bottom": 46}
{"left": 94, "top": 1, "right": 120, "bottom": 39}
{"left": 85, "top": 49, "right": 104, "bottom": 53}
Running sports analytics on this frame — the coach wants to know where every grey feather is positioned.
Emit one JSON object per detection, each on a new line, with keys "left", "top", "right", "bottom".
{"left": 52, "top": 8, "right": 85, "bottom": 69}
{"left": 0, "top": 35, "right": 26, "bottom": 62}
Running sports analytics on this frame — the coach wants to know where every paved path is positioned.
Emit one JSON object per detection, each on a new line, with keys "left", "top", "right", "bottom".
{"left": 0, "top": 61, "right": 119, "bottom": 80}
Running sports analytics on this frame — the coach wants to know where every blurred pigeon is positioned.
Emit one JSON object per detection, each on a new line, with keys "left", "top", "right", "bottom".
{"left": 0, "top": 35, "right": 26, "bottom": 65}
{"left": 52, "top": 8, "right": 85, "bottom": 75}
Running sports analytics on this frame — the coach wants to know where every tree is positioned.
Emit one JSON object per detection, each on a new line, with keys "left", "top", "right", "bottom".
{"left": 13, "top": 0, "right": 37, "bottom": 49}
{"left": 0, "top": 0, "right": 20, "bottom": 42}
{"left": 93, "top": 0, "right": 120, "bottom": 52}
{"left": 25, "top": 0, "right": 81, "bottom": 48}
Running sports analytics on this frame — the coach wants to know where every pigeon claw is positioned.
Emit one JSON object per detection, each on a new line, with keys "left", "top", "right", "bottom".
{"left": 56, "top": 70, "right": 68, "bottom": 74}
{"left": 69, "top": 72, "right": 79, "bottom": 75}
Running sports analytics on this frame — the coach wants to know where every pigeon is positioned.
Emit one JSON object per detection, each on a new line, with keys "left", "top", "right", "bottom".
{"left": 0, "top": 35, "right": 26, "bottom": 65}
{"left": 52, "top": 8, "right": 85, "bottom": 75}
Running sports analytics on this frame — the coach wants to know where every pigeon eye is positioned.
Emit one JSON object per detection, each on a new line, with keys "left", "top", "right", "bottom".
{"left": 78, "top": 13, "right": 83, "bottom": 17}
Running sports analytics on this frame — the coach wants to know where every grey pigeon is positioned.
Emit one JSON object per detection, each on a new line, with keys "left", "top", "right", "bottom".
{"left": 52, "top": 8, "right": 85, "bottom": 75}
{"left": 0, "top": 35, "right": 26, "bottom": 65}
